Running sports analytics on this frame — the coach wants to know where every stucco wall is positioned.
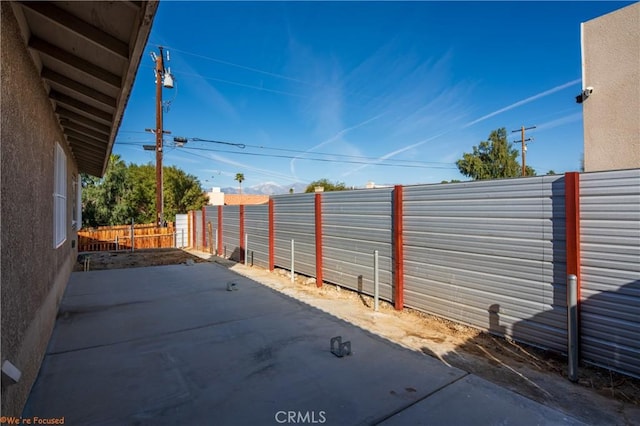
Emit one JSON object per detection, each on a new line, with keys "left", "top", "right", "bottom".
{"left": 207, "top": 189, "right": 225, "bottom": 206}
{"left": 582, "top": 3, "right": 640, "bottom": 172}
{"left": 1, "top": 2, "right": 79, "bottom": 415}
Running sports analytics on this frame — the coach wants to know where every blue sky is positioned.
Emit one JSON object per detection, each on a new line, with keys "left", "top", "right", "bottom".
{"left": 114, "top": 1, "right": 633, "bottom": 190}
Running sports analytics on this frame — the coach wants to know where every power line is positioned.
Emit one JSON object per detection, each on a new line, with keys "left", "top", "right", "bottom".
{"left": 116, "top": 141, "right": 558, "bottom": 177}
{"left": 191, "top": 137, "right": 245, "bottom": 149}
{"left": 171, "top": 69, "right": 310, "bottom": 99}
{"left": 150, "top": 44, "right": 307, "bottom": 85}
{"left": 145, "top": 44, "right": 379, "bottom": 104}
{"left": 167, "top": 136, "right": 456, "bottom": 166}
{"left": 170, "top": 148, "right": 304, "bottom": 182}
{"left": 115, "top": 142, "right": 457, "bottom": 169}
{"left": 238, "top": 142, "right": 455, "bottom": 166}
{"left": 172, "top": 136, "right": 246, "bottom": 149}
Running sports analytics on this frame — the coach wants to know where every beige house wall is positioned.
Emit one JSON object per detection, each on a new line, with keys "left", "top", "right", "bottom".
{"left": 582, "top": 3, "right": 640, "bottom": 172}
{"left": 1, "top": 3, "right": 79, "bottom": 415}
{"left": 224, "top": 194, "right": 270, "bottom": 205}
{"left": 207, "top": 188, "right": 225, "bottom": 206}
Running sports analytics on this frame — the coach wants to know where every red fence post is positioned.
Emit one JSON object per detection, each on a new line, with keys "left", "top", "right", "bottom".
{"left": 187, "top": 212, "right": 191, "bottom": 248}
{"left": 239, "top": 205, "right": 245, "bottom": 263}
{"left": 315, "top": 193, "right": 323, "bottom": 287}
{"left": 202, "top": 206, "right": 207, "bottom": 249}
{"left": 565, "top": 172, "right": 582, "bottom": 307}
{"left": 393, "top": 185, "right": 404, "bottom": 311}
{"left": 217, "top": 205, "right": 223, "bottom": 256}
{"left": 269, "top": 198, "right": 275, "bottom": 271}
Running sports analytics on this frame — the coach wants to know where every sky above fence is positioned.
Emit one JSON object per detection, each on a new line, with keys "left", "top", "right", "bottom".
{"left": 113, "top": 1, "right": 632, "bottom": 190}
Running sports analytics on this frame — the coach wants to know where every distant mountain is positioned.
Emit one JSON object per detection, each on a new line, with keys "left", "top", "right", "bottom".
{"left": 218, "top": 182, "right": 399, "bottom": 194}
{"left": 220, "top": 182, "right": 307, "bottom": 195}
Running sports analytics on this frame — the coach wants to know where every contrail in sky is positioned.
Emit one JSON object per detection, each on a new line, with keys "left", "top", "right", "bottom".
{"left": 342, "top": 131, "right": 449, "bottom": 177}
{"left": 535, "top": 112, "right": 582, "bottom": 131}
{"left": 345, "top": 78, "right": 581, "bottom": 176}
{"left": 290, "top": 112, "right": 386, "bottom": 178}
{"left": 209, "top": 153, "right": 297, "bottom": 182}
{"left": 463, "top": 79, "right": 581, "bottom": 128}
{"left": 181, "top": 149, "right": 298, "bottom": 183}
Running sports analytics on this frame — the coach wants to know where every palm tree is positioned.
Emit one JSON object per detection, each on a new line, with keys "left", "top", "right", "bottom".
{"left": 235, "top": 173, "right": 245, "bottom": 194}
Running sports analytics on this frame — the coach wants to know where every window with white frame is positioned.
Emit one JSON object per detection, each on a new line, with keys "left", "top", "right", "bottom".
{"left": 53, "top": 143, "right": 67, "bottom": 247}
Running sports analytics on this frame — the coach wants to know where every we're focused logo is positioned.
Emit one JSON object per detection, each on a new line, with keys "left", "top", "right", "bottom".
{"left": 274, "top": 411, "right": 327, "bottom": 424}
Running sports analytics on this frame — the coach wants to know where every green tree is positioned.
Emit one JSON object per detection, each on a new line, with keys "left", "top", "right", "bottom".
{"left": 81, "top": 154, "right": 134, "bottom": 227}
{"left": 525, "top": 165, "right": 536, "bottom": 176}
{"left": 456, "top": 128, "right": 536, "bottom": 180}
{"left": 304, "top": 178, "right": 348, "bottom": 193}
{"left": 163, "top": 166, "right": 209, "bottom": 221}
{"left": 126, "top": 163, "right": 156, "bottom": 223}
{"left": 80, "top": 173, "right": 101, "bottom": 227}
{"left": 81, "top": 157, "right": 207, "bottom": 227}
{"left": 235, "top": 172, "right": 245, "bottom": 194}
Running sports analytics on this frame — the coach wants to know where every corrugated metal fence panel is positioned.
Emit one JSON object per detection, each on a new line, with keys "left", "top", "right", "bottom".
{"left": 403, "top": 176, "right": 567, "bottom": 352}
{"left": 194, "top": 211, "right": 203, "bottom": 250}
{"left": 175, "top": 214, "right": 188, "bottom": 248}
{"left": 204, "top": 206, "right": 219, "bottom": 251}
{"left": 580, "top": 169, "right": 640, "bottom": 378}
{"left": 222, "top": 206, "right": 240, "bottom": 260}
{"left": 323, "top": 189, "right": 394, "bottom": 301}
{"left": 245, "top": 205, "right": 270, "bottom": 268}
{"left": 273, "top": 194, "right": 316, "bottom": 277}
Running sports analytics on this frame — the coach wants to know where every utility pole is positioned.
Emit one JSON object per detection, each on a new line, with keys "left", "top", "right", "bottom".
{"left": 512, "top": 125, "right": 536, "bottom": 176}
{"left": 154, "top": 47, "right": 164, "bottom": 225}
{"left": 151, "top": 47, "right": 174, "bottom": 225}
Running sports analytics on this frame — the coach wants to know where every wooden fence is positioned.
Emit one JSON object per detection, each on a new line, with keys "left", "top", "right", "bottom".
{"left": 78, "top": 223, "right": 176, "bottom": 252}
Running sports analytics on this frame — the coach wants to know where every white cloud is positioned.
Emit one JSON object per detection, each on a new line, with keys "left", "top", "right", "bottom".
{"left": 289, "top": 113, "right": 386, "bottom": 178}
{"left": 463, "top": 79, "right": 581, "bottom": 128}
{"left": 536, "top": 112, "right": 582, "bottom": 131}
{"left": 347, "top": 78, "right": 582, "bottom": 177}
{"left": 202, "top": 152, "right": 298, "bottom": 183}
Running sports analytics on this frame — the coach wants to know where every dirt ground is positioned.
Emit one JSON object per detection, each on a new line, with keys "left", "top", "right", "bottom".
{"left": 75, "top": 248, "right": 640, "bottom": 425}
{"left": 74, "top": 248, "right": 208, "bottom": 272}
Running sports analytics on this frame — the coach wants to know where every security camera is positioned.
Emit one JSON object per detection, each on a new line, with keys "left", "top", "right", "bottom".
{"left": 576, "top": 86, "right": 594, "bottom": 104}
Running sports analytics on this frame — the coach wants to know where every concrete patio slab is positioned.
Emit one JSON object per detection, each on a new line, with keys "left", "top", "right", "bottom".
{"left": 23, "top": 263, "right": 583, "bottom": 425}
{"left": 380, "top": 374, "right": 584, "bottom": 426}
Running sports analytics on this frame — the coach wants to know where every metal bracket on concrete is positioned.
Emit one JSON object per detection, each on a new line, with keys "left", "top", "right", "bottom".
{"left": 226, "top": 281, "right": 238, "bottom": 291}
{"left": 1, "top": 360, "right": 21, "bottom": 384}
{"left": 330, "top": 336, "right": 351, "bottom": 357}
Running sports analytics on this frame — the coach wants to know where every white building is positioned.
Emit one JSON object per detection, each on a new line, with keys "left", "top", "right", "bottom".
{"left": 206, "top": 187, "right": 225, "bottom": 206}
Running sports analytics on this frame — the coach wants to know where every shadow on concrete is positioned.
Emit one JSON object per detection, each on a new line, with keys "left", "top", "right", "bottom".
{"left": 420, "top": 279, "right": 640, "bottom": 424}
{"left": 357, "top": 274, "right": 371, "bottom": 308}
{"left": 21, "top": 262, "right": 583, "bottom": 425}
{"left": 22, "top": 263, "right": 462, "bottom": 424}
{"left": 450, "top": 279, "right": 640, "bottom": 380}
{"left": 417, "top": 177, "right": 569, "bottom": 373}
